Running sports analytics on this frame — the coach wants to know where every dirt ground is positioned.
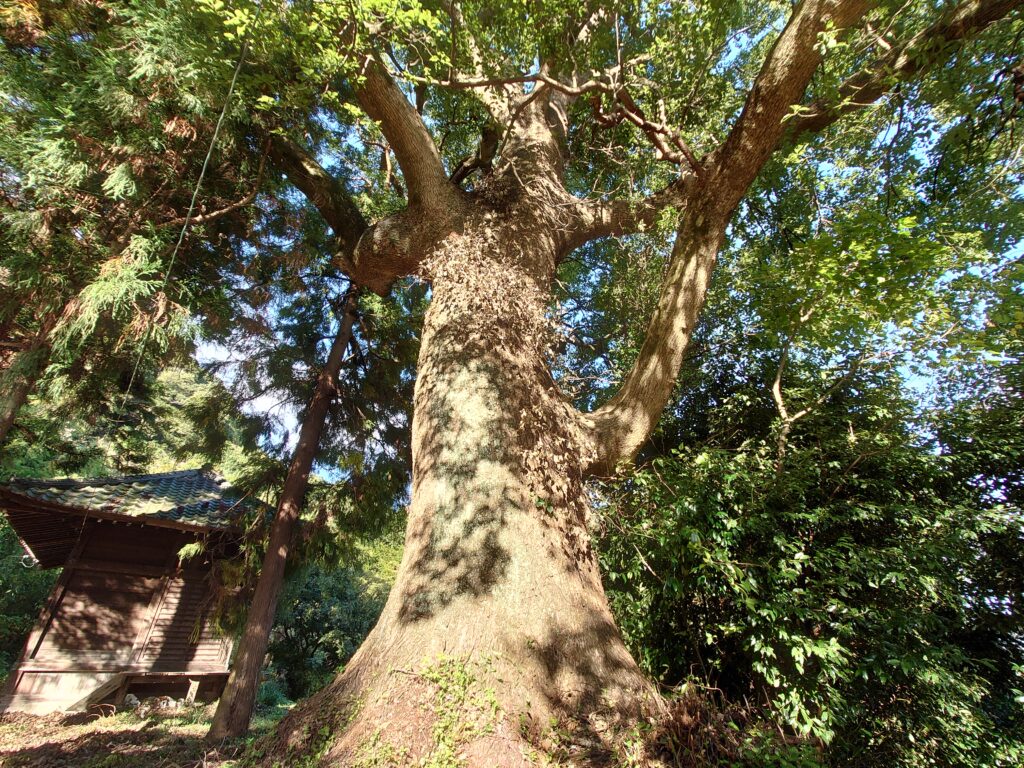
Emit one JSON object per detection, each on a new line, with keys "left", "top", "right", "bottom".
{"left": 0, "top": 705, "right": 285, "bottom": 768}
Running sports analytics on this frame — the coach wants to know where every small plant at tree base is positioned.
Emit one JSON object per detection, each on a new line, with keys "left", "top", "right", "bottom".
{"left": 353, "top": 729, "right": 412, "bottom": 768}
{"left": 417, "top": 654, "right": 501, "bottom": 767}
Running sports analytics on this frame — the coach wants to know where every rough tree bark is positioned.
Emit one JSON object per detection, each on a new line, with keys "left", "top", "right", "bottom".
{"left": 251, "top": 2, "right": 1020, "bottom": 763}
{"left": 0, "top": 358, "right": 40, "bottom": 447}
{"left": 207, "top": 290, "right": 359, "bottom": 740}
{"left": 268, "top": 187, "right": 659, "bottom": 767}
{"left": 0, "top": 315, "right": 56, "bottom": 448}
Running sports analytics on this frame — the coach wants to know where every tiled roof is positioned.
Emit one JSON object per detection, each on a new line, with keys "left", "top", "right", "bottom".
{"left": 2, "top": 469, "right": 261, "bottom": 530}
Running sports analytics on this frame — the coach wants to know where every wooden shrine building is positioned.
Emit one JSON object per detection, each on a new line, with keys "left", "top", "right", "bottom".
{"left": 0, "top": 469, "right": 259, "bottom": 714}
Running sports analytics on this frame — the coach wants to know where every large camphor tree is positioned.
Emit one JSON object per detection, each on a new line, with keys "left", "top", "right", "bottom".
{"left": 237, "top": 0, "right": 1022, "bottom": 763}
{"left": 3, "top": 0, "right": 1021, "bottom": 763}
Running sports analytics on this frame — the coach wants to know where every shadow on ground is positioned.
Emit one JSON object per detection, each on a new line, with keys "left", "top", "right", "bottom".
{"left": 0, "top": 707, "right": 279, "bottom": 768}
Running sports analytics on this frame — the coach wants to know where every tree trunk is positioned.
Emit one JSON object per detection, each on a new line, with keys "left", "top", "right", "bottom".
{"left": 260, "top": 214, "right": 655, "bottom": 766}
{"left": 0, "top": 320, "right": 55, "bottom": 448}
{"left": 207, "top": 291, "right": 359, "bottom": 741}
{"left": 0, "top": 372, "right": 35, "bottom": 448}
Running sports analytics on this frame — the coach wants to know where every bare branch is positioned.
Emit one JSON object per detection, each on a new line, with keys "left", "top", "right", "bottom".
{"left": 770, "top": 342, "right": 794, "bottom": 425}
{"left": 773, "top": 343, "right": 864, "bottom": 470}
{"left": 389, "top": 67, "right": 598, "bottom": 97}
{"left": 591, "top": 87, "right": 702, "bottom": 171}
{"left": 387, "top": 53, "right": 653, "bottom": 100}
{"left": 387, "top": 44, "right": 702, "bottom": 180}
{"left": 160, "top": 151, "right": 267, "bottom": 230}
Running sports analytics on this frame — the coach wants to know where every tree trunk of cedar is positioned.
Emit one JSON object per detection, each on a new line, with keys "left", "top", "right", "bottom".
{"left": 207, "top": 292, "right": 359, "bottom": 741}
{"left": 260, "top": 216, "right": 655, "bottom": 766}
{"left": 0, "top": 325, "right": 54, "bottom": 448}
{"left": 0, "top": 374, "right": 34, "bottom": 448}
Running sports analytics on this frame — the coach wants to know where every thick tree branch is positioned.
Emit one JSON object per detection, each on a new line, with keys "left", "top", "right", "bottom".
{"left": 708, "top": 0, "right": 871, "bottom": 208}
{"left": 567, "top": 175, "right": 696, "bottom": 248}
{"left": 581, "top": 0, "right": 1020, "bottom": 475}
{"left": 583, "top": 205, "right": 722, "bottom": 476}
{"left": 267, "top": 133, "right": 368, "bottom": 259}
{"left": 268, "top": 133, "right": 429, "bottom": 294}
{"left": 355, "top": 54, "right": 453, "bottom": 208}
{"left": 790, "top": 0, "right": 1024, "bottom": 137}
{"left": 582, "top": 0, "right": 872, "bottom": 476}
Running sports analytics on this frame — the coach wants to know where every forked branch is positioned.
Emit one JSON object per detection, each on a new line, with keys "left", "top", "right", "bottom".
{"left": 581, "top": 0, "right": 1019, "bottom": 476}
{"left": 159, "top": 151, "right": 268, "bottom": 231}
{"left": 789, "top": 0, "right": 1024, "bottom": 137}
{"left": 584, "top": 1, "right": 866, "bottom": 475}
{"left": 355, "top": 54, "right": 452, "bottom": 207}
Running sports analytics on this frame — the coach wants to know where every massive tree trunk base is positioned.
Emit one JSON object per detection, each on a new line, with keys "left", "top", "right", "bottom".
{"left": 255, "top": 216, "right": 661, "bottom": 766}
{"left": 260, "top": 613, "right": 660, "bottom": 767}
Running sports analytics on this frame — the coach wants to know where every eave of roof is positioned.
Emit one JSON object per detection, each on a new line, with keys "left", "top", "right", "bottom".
{"left": 0, "top": 469, "right": 260, "bottom": 532}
